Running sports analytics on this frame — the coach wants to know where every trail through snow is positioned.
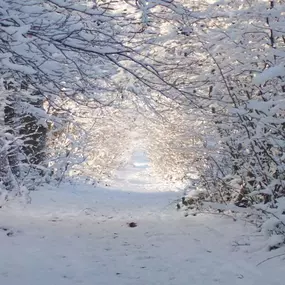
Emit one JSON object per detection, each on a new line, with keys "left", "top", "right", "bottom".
{"left": 0, "top": 151, "right": 284, "bottom": 285}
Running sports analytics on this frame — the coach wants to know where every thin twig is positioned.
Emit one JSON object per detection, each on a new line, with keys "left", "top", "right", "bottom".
{"left": 257, "top": 253, "right": 285, "bottom": 266}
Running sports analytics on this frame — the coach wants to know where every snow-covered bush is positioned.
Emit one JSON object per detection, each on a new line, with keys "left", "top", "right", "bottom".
{"left": 166, "top": 0, "right": 285, "bottom": 248}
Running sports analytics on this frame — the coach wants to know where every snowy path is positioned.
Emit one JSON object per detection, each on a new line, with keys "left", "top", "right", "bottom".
{"left": 0, "top": 209, "right": 284, "bottom": 285}
{"left": 0, "top": 152, "right": 284, "bottom": 285}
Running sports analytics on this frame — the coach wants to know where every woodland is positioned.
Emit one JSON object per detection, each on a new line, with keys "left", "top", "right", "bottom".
{"left": 1, "top": 0, "right": 285, "bottom": 249}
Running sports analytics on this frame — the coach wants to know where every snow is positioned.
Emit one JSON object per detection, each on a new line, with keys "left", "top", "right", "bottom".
{"left": 253, "top": 65, "right": 285, "bottom": 85}
{"left": 1, "top": 57, "right": 36, "bottom": 75}
{"left": 0, "top": 151, "right": 284, "bottom": 285}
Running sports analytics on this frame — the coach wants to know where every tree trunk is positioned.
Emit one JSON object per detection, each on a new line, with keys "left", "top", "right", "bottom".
{"left": 2, "top": 82, "right": 47, "bottom": 189}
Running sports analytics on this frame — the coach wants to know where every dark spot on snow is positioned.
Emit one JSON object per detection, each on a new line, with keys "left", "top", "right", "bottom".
{"left": 49, "top": 217, "right": 61, "bottom": 222}
{"left": 128, "top": 222, "right": 137, "bottom": 228}
{"left": 0, "top": 227, "right": 9, "bottom": 231}
{"left": 116, "top": 272, "right": 121, "bottom": 275}
{"left": 6, "top": 231, "right": 14, "bottom": 237}
{"left": 237, "top": 274, "right": 244, "bottom": 279}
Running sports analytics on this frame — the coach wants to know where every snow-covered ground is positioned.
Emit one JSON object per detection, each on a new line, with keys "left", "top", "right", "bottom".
{"left": 0, "top": 151, "right": 284, "bottom": 285}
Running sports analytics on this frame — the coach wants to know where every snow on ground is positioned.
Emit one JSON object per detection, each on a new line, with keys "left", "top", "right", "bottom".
{"left": 0, "top": 151, "right": 284, "bottom": 285}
